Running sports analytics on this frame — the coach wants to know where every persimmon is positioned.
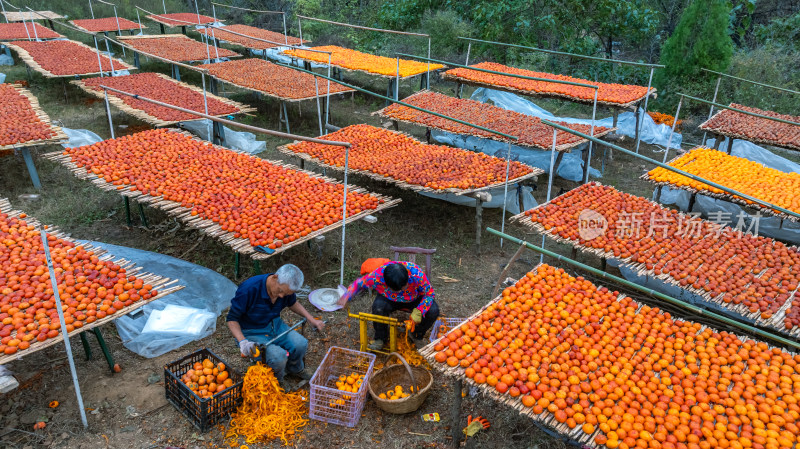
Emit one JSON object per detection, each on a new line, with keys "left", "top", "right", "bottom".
{"left": 9, "top": 40, "right": 131, "bottom": 76}
{"left": 198, "top": 25, "right": 304, "bottom": 50}
{"left": 444, "top": 62, "right": 651, "bottom": 105}
{"left": 283, "top": 45, "right": 445, "bottom": 78}
{"left": 524, "top": 182, "right": 800, "bottom": 332}
{"left": 0, "top": 22, "right": 62, "bottom": 40}
{"left": 286, "top": 124, "right": 538, "bottom": 191}
{"left": 647, "top": 147, "right": 800, "bottom": 218}
{"left": 0, "top": 203, "right": 161, "bottom": 357}
{"left": 199, "top": 59, "right": 353, "bottom": 100}
{"left": 430, "top": 263, "right": 800, "bottom": 449}
{"left": 79, "top": 73, "right": 245, "bottom": 123}
{"left": 700, "top": 104, "right": 800, "bottom": 152}
{"left": 70, "top": 17, "right": 141, "bottom": 33}
{"left": 0, "top": 84, "right": 61, "bottom": 148}
{"left": 146, "top": 13, "right": 216, "bottom": 26}
{"left": 118, "top": 35, "right": 238, "bottom": 63}
{"left": 60, "top": 129, "right": 386, "bottom": 249}
{"left": 379, "top": 90, "right": 612, "bottom": 150}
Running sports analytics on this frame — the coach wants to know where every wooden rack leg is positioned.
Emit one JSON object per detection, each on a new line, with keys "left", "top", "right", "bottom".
{"left": 234, "top": 252, "right": 241, "bottom": 279}
{"left": 601, "top": 257, "right": 607, "bottom": 272}
{"left": 253, "top": 260, "right": 261, "bottom": 275}
{"left": 171, "top": 64, "right": 181, "bottom": 81}
{"left": 80, "top": 332, "right": 92, "bottom": 360}
{"left": 713, "top": 136, "right": 722, "bottom": 150}
{"left": 688, "top": 192, "right": 697, "bottom": 212}
{"left": 181, "top": 26, "right": 187, "bottom": 35}
{"left": 475, "top": 199, "right": 483, "bottom": 254}
{"left": 655, "top": 185, "right": 663, "bottom": 203}
{"left": 123, "top": 197, "right": 132, "bottom": 227}
{"left": 552, "top": 151, "right": 565, "bottom": 177}
{"left": 425, "top": 128, "right": 431, "bottom": 144}
{"left": 726, "top": 137, "right": 735, "bottom": 155}
{"left": 491, "top": 243, "right": 527, "bottom": 298}
{"left": 137, "top": 203, "right": 149, "bottom": 228}
{"left": 93, "top": 328, "right": 116, "bottom": 374}
{"left": 385, "top": 78, "right": 395, "bottom": 106}
{"left": 21, "top": 148, "right": 42, "bottom": 190}
{"left": 133, "top": 51, "right": 140, "bottom": 69}
{"left": 456, "top": 82, "right": 462, "bottom": 98}
{"left": 451, "top": 379, "right": 463, "bottom": 449}
{"left": 159, "top": 23, "right": 166, "bottom": 34}
{"left": 634, "top": 106, "right": 641, "bottom": 144}
{"left": 581, "top": 146, "right": 590, "bottom": 185}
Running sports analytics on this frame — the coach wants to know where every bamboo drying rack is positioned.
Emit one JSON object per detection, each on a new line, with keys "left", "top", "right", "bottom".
{"left": 117, "top": 34, "right": 240, "bottom": 63}
{"left": 197, "top": 59, "right": 356, "bottom": 103}
{"left": 373, "top": 89, "right": 617, "bottom": 152}
{"left": 510, "top": 185, "right": 800, "bottom": 338}
{"left": 0, "top": 198, "right": 184, "bottom": 365}
{"left": 0, "top": 84, "right": 67, "bottom": 151}
{"left": 420, "top": 262, "right": 800, "bottom": 448}
{"left": 3, "top": 40, "right": 135, "bottom": 78}
{"left": 70, "top": 72, "right": 255, "bottom": 127}
{"left": 277, "top": 127, "right": 543, "bottom": 196}
{"left": 441, "top": 72, "right": 656, "bottom": 110}
{"left": 281, "top": 46, "right": 445, "bottom": 80}
{"left": 44, "top": 129, "right": 401, "bottom": 261}
{"left": 641, "top": 153, "right": 800, "bottom": 223}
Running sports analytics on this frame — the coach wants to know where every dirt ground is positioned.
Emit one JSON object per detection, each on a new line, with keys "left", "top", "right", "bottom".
{"left": 3, "top": 24, "right": 798, "bottom": 449}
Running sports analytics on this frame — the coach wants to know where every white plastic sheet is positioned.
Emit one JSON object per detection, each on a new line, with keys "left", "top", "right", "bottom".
{"left": 0, "top": 73, "right": 6, "bottom": 83}
{"left": 77, "top": 240, "right": 237, "bottom": 358}
{"left": 471, "top": 88, "right": 681, "bottom": 147}
{"left": 419, "top": 184, "right": 537, "bottom": 214}
{"left": 261, "top": 45, "right": 328, "bottom": 69}
{"left": 141, "top": 304, "right": 216, "bottom": 337}
{"left": 0, "top": 45, "right": 12, "bottom": 66}
{"left": 179, "top": 119, "right": 266, "bottom": 154}
{"left": 657, "top": 137, "right": 800, "bottom": 245}
{"left": 61, "top": 127, "right": 103, "bottom": 148}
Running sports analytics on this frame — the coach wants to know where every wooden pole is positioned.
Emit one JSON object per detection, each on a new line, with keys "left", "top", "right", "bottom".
{"left": 450, "top": 379, "right": 462, "bottom": 449}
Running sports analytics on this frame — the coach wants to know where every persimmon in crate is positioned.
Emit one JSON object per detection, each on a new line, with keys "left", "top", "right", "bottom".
{"left": 164, "top": 348, "right": 243, "bottom": 432}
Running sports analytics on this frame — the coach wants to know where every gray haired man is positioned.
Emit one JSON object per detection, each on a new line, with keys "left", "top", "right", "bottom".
{"left": 227, "top": 264, "right": 324, "bottom": 387}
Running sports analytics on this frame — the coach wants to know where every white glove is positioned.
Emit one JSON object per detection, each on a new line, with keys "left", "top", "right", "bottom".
{"left": 239, "top": 339, "right": 257, "bottom": 357}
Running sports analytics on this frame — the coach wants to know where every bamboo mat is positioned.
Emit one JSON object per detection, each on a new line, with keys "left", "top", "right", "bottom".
{"left": 277, "top": 127, "right": 543, "bottom": 196}
{"left": 198, "top": 25, "right": 306, "bottom": 51}
{"left": 419, "top": 263, "right": 799, "bottom": 448}
{"left": 441, "top": 75, "right": 656, "bottom": 111}
{"left": 0, "top": 84, "right": 68, "bottom": 151}
{"left": 44, "top": 129, "right": 401, "bottom": 261}
{"left": 3, "top": 40, "right": 135, "bottom": 78}
{"left": 641, "top": 154, "right": 800, "bottom": 223}
{"left": 510, "top": 186, "right": 800, "bottom": 338}
{"left": 373, "top": 89, "right": 617, "bottom": 152}
{"left": 71, "top": 72, "right": 255, "bottom": 127}
{"left": 0, "top": 198, "right": 184, "bottom": 366}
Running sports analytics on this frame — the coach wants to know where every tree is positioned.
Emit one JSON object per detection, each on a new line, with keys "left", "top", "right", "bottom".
{"left": 656, "top": 0, "right": 734, "bottom": 82}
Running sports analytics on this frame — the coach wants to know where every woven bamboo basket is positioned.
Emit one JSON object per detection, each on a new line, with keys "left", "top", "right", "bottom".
{"left": 368, "top": 352, "right": 432, "bottom": 414}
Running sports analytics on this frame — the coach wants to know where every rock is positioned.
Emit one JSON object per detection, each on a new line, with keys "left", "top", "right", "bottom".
{"left": 147, "top": 373, "right": 161, "bottom": 384}
{"left": 125, "top": 405, "right": 139, "bottom": 418}
{"left": 121, "top": 425, "right": 137, "bottom": 433}
{"left": 20, "top": 409, "right": 45, "bottom": 425}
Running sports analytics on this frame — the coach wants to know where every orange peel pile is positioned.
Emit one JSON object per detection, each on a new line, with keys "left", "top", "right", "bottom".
{"left": 226, "top": 363, "right": 308, "bottom": 446}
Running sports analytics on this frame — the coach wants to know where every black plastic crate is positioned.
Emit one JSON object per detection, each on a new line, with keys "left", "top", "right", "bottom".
{"left": 164, "top": 348, "right": 243, "bottom": 432}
